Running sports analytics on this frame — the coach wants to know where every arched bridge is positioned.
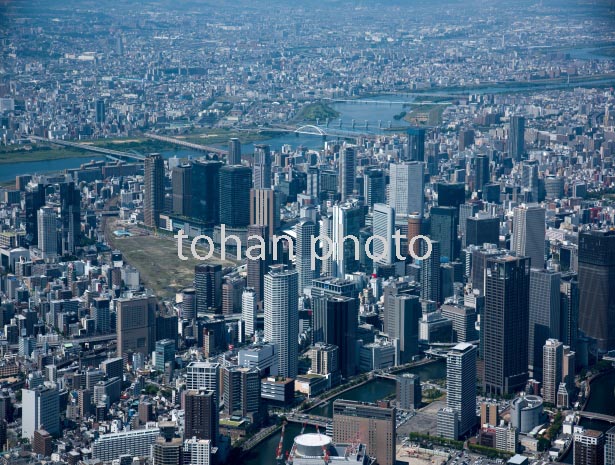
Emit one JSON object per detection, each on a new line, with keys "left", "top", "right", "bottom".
{"left": 294, "top": 124, "right": 328, "bottom": 136}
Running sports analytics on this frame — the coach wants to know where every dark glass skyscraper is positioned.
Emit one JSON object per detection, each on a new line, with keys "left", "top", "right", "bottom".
{"left": 465, "top": 216, "right": 499, "bottom": 248}
{"left": 339, "top": 146, "right": 356, "bottom": 201}
{"left": 407, "top": 127, "right": 426, "bottom": 162}
{"left": 363, "top": 167, "right": 386, "bottom": 208}
{"left": 25, "top": 184, "right": 46, "bottom": 246}
{"left": 219, "top": 165, "right": 252, "bottom": 228}
{"left": 228, "top": 138, "right": 241, "bottom": 165}
{"left": 430, "top": 207, "right": 458, "bottom": 261}
{"left": 246, "top": 224, "right": 269, "bottom": 309}
{"left": 171, "top": 163, "right": 192, "bottom": 217}
{"left": 483, "top": 255, "right": 530, "bottom": 396}
{"left": 192, "top": 160, "right": 221, "bottom": 225}
{"left": 194, "top": 264, "right": 222, "bottom": 314}
{"left": 475, "top": 155, "right": 490, "bottom": 191}
{"left": 578, "top": 230, "right": 615, "bottom": 352}
{"left": 143, "top": 154, "right": 164, "bottom": 228}
{"left": 437, "top": 182, "right": 465, "bottom": 209}
{"left": 420, "top": 240, "right": 441, "bottom": 303}
{"left": 508, "top": 115, "right": 525, "bottom": 162}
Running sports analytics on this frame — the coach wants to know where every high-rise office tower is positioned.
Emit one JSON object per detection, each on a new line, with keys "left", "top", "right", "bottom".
{"left": 192, "top": 160, "right": 222, "bottom": 225}
{"left": 440, "top": 304, "right": 478, "bottom": 343}
{"left": 96, "top": 99, "right": 106, "bottom": 124}
{"left": 389, "top": 162, "right": 424, "bottom": 217}
{"left": 222, "top": 272, "right": 244, "bottom": 315}
{"left": 508, "top": 115, "right": 526, "bottom": 162}
{"left": 21, "top": 385, "right": 60, "bottom": 439}
{"left": 246, "top": 224, "right": 269, "bottom": 308}
{"left": 320, "top": 213, "right": 334, "bottom": 276}
{"left": 458, "top": 129, "right": 475, "bottom": 151}
{"left": 306, "top": 166, "right": 320, "bottom": 198}
{"left": 406, "top": 127, "right": 426, "bottom": 162}
{"left": 37, "top": 206, "right": 58, "bottom": 257}
{"left": 521, "top": 160, "right": 540, "bottom": 203}
{"left": 372, "top": 203, "right": 395, "bottom": 266}
{"left": 320, "top": 169, "right": 339, "bottom": 201}
{"left": 528, "top": 269, "right": 561, "bottom": 380}
{"left": 483, "top": 255, "right": 530, "bottom": 396}
{"left": 116, "top": 296, "right": 157, "bottom": 357}
{"left": 331, "top": 202, "right": 362, "bottom": 277}
{"left": 333, "top": 400, "right": 396, "bottom": 465}
{"left": 309, "top": 343, "right": 339, "bottom": 376}
{"left": 470, "top": 244, "right": 505, "bottom": 295}
{"left": 241, "top": 288, "right": 257, "bottom": 340}
{"left": 222, "top": 366, "right": 260, "bottom": 418}
{"left": 321, "top": 296, "right": 358, "bottom": 378}
{"left": 407, "top": 214, "right": 422, "bottom": 258}
{"left": 430, "top": 206, "right": 458, "bottom": 261}
{"left": 339, "top": 145, "right": 356, "bottom": 200}
{"left": 574, "top": 429, "right": 604, "bottom": 465}
{"left": 397, "top": 373, "right": 421, "bottom": 410}
{"left": 295, "top": 219, "right": 317, "bottom": 296}
{"left": 560, "top": 274, "right": 579, "bottom": 352}
{"left": 436, "top": 182, "right": 465, "bottom": 210}
{"left": 26, "top": 183, "right": 46, "bottom": 246}
{"left": 459, "top": 202, "right": 480, "bottom": 246}
{"left": 475, "top": 155, "right": 490, "bottom": 191}
{"left": 543, "top": 338, "right": 563, "bottom": 405}
{"left": 512, "top": 204, "right": 545, "bottom": 270}
{"left": 185, "top": 361, "right": 220, "bottom": 393}
{"left": 219, "top": 165, "right": 252, "bottom": 228}
{"left": 194, "top": 264, "right": 222, "bottom": 314}
{"left": 264, "top": 265, "right": 298, "bottom": 379}
{"left": 60, "top": 181, "right": 81, "bottom": 255}
{"left": 420, "top": 240, "right": 441, "bottom": 303}
{"left": 364, "top": 167, "right": 386, "bottom": 209}
{"left": 578, "top": 230, "right": 615, "bottom": 352}
{"left": 442, "top": 343, "right": 477, "bottom": 439}
{"left": 249, "top": 188, "right": 279, "bottom": 239}
{"left": 253, "top": 144, "right": 272, "bottom": 189}
{"left": 228, "top": 138, "right": 241, "bottom": 165}
{"left": 144, "top": 154, "right": 165, "bottom": 229}
{"left": 465, "top": 215, "right": 499, "bottom": 249}
{"left": 172, "top": 163, "right": 192, "bottom": 217}
{"left": 386, "top": 294, "right": 421, "bottom": 364}
{"left": 181, "top": 288, "right": 197, "bottom": 321}
{"left": 184, "top": 389, "right": 218, "bottom": 446}
{"left": 155, "top": 339, "right": 176, "bottom": 374}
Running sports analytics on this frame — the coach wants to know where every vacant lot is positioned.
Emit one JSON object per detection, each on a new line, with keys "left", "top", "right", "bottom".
{"left": 105, "top": 220, "right": 236, "bottom": 300}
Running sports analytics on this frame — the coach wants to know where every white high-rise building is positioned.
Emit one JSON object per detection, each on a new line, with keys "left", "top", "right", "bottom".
{"left": 22, "top": 385, "right": 60, "bottom": 439}
{"left": 331, "top": 202, "right": 361, "bottom": 278}
{"left": 295, "top": 218, "right": 317, "bottom": 295}
{"left": 512, "top": 204, "right": 545, "bottom": 270}
{"left": 185, "top": 362, "right": 220, "bottom": 394}
{"left": 37, "top": 206, "right": 58, "bottom": 257}
{"left": 320, "top": 213, "right": 334, "bottom": 277}
{"left": 389, "top": 162, "right": 424, "bottom": 217}
{"left": 441, "top": 343, "right": 477, "bottom": 439}
{"left": 264, "top": 265, "right": 298, "bottom": 379}
{"left": 543, "top": 338, "right": 563, "bottom": 405}
{"left": 372, "top": 203, "right": 395, "bottom": 265}
{"left": 241, "top": 288, "right": 257, "bottom": 339}
{"left": 183, "top": 438, "right": 211, "bottom": 465}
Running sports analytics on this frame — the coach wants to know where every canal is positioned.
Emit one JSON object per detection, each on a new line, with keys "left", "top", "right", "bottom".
{"left": 243, "top": 359, "right": 446, "bottom": 465}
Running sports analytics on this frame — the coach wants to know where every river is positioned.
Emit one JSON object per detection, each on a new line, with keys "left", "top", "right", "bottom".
{"left": 243, "top": 359, "right": 446, "bottom": 465}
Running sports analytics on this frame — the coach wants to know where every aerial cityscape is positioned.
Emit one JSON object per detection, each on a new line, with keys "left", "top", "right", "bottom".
{"left": 1, "top": 0, "right": 615, "bottom": 464}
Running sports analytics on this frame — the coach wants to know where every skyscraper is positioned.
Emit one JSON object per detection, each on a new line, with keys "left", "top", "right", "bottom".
{"left": 364, "top": 167, "right": 386, "bottom": 209}
{"left": 396, "top": 373, "right": 421, "bottom": 410}
{"left": 96, "top": 99, "right": 106, "bottom": 125}
{"left": 219, "top": 165, "right": 252, "bottom": 228}
{"left": 241, "top": 288, "right": 257, "bottom": 340}
{"left": 331, "top": 202, "right": 362, "bottom": 277}
{"left": 339, "top": 145, "right": 356, "bottom": 200}
{"left": 528, "top": 269, "right": 561, "bottom": 380}
{"left": 228, "top": 138, "right": 241, "bottom": 165}
{"left": 372, "top": 203, "right": 395, "bottom": 266}
{"left": 222, "top": 366, "right": 260, "bottom": 418}
{"left": 333, "top": 400, "right": 396, "bottom": 465}
{"left": 483, "top": 255, "right": 530, "bottom": 396}
{"left": 295, "top": 219, "right": 317, "bottom": 296}
{"left": 181, "top": 288, "right": 197, "bottom": 321}
{"left": 465, "top": 215, "right": 499, "bottom": 249}
{"left": 475, "top": 155, "right": 490, "bottom": 191}
{"left": 25, "top": 183, "right": 46, "bottom": 246}
{"left": 420, "top": 240, "right": 441, "bottom": 303}
{"left": 521, "top": 160, "right": 540, "bottom": 203}
{"left": 60, "top": 181, "right": 81, "bottom": 255}
{"left": 578, "top": 230, "right": 615, "bottom": 352}
{"left": 192, "top": 160, "right": 221, "bottom": 225}
{"left": 406, "top": 127, "right": 426, "bottom": 162}
{"left": 386, "top": 294, "right": 421, "bottom": 363}
{"left": 512, "top": 204, "right": 545, "bottom": 270}
{"left": 509, "top": 115, "right": 526, "bottom": 162}
{"left": 436, "top": 182, "right": 465, "bottom": 209}
{"left": 389, "top": 162, "right": 424, "bottom": 217}
{"left": 184, "top": 389, "right": 218, "bottom": 446}
{"left": 116, "top": 296, "right": 157, "bottom": 358}
{"left": 323, "top": 296, "right": 358, "bottom": 378}
{"left": 253, "top": 144, "right": 272, "bottom": 189}
{"left": 249, "top": 188, "right": 279, "bottom": 238}
{"left": 574, "top": 429, "right": 604, "bottom": 465}
{"left": 144, "top": 154, "right": 164, "bottom": 229}
{"left": 560, "top": 274, "right": 579, "bottom": 352}
{"left": 442, "top": 343, "right": 477, "bottom": 439}
{"left": 37, "top": 206, "right": 58, "bottom": 258}
{"left": 171, "top": 163, "right": 192, "bottom": 217}
{"left": 22, "top": 385, "right": 60, "bottom": 439}
{"left": 246, "top": 224, "right": 269, "bottom": 308}
{"left": 194, "top": 264, "right": 222, "bottom": 314}
{"left": 543, "top": 338, "right": 563, "bottom": 405}
{"left": 264, "top": 265, "right": 298, "bottom": 379}
{"left": 430, "top": 206, "right": 458, "bottom": 261}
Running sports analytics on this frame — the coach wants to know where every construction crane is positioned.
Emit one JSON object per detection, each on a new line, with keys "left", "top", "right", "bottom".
{"left": 315, "top": 426, "right": 330, "bottom": 464}
{"left": 287, "top": 422, "right": 307, "bottom": 464}
{"left": 276, "top": 421, "right": 287, "bottom": 463}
